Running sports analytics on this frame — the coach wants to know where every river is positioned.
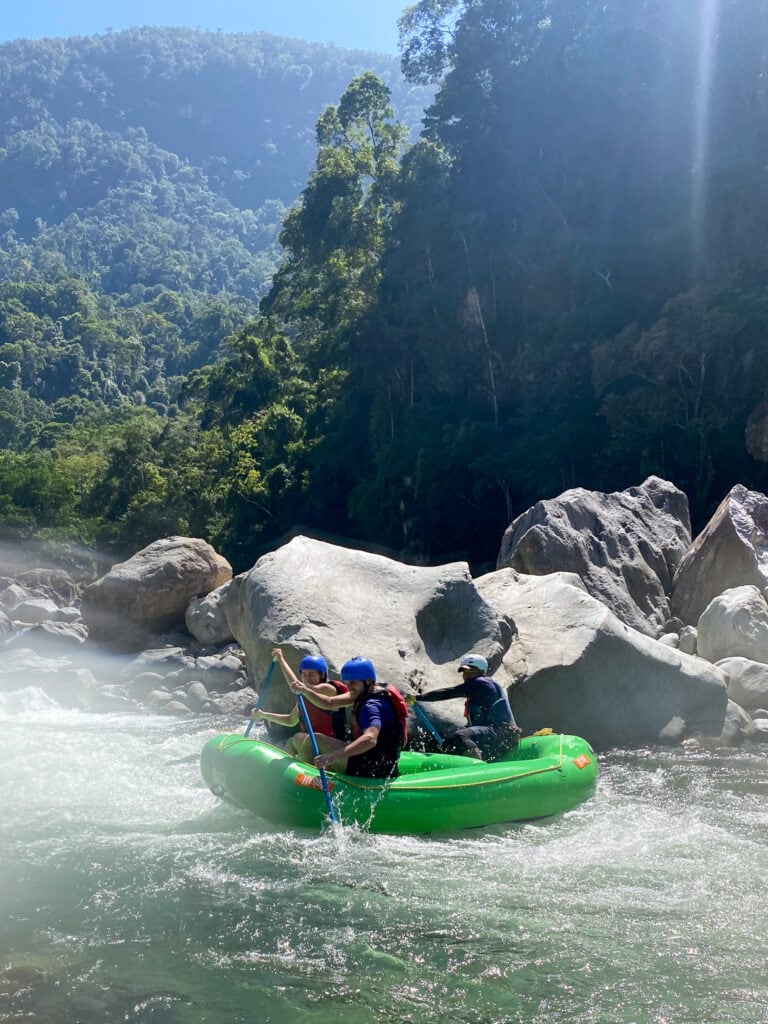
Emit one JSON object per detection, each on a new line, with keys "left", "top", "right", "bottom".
{"left": 2, "top": 688, "right": 768, "bottom": 1024}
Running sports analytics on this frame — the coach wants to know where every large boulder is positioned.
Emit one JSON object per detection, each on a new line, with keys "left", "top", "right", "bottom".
{"left": 496, "top": 476, "right": 691, "bottom": 636}
{"left": 476, "top": 568, "right": 728, "bottom": 750}
{"left": 223, "top": 535, "right": 511, "bottom": 711}
{"left": 696, "top": 586, "right": 768, "bottom": 664}
{"left": 81, "top": 537, "right": 232, "bottom": 649}
{"left": 671, "top": 485, "right": 768, "bottom": 625}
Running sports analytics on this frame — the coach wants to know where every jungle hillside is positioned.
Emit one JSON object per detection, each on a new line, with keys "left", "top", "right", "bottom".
{"left": 2, "top": 2, "right": 768, "bottom": 574}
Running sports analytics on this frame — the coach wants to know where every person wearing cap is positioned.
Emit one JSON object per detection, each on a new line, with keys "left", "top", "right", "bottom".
{"left": 289, "top": 656, "right": 407, "bottom": 778}
{"left": 411, "top": 653, "right": 520, "bottom": 761}
{"left": 246, "top": 647, "right": 349, "bottom": 758}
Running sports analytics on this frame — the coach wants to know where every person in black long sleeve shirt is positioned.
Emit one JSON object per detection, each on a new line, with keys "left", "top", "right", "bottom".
{"left": 415, "top": 653, "right": 520, "bottom": 761}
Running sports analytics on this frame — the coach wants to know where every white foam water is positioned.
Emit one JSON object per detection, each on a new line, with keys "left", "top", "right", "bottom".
{"left": 2, "top": 700, "right": 768, "bottom": 1023}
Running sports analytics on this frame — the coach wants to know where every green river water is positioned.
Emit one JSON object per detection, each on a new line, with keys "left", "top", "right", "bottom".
{"left": 2, "top": 692, "right": 768, "bottom": 1024}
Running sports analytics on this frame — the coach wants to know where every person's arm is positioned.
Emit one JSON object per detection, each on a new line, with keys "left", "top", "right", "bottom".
{"left": 272, "top": 647, "right": 300, "bottom": 687}
{"left": 417, "top": 680, "right": 471, "bottom": 703}
{"left": 314, "top": 726, "right": 380, "bottom": 769}
{"left": 253, "top": 681, "right": 336, "bottom": 724}
{"left": 254, "top": 704, "right": 301, "bottom": 727}
{"left": 290, "top": 678, "right": 353, "bottom": 710}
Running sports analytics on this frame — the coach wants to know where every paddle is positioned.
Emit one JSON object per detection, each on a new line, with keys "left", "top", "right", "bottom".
{"left": 295, "top": 692, "right": 338, "bottom": 824}
{"left": 244, "top": 657, "right": 277, "bottom": 737}
{"left": 410, "top": 698, "right": 444, "bottom": 748}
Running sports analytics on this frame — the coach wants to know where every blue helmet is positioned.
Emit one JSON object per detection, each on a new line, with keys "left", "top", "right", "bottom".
{"left": 340, "top": 657, "right": 376, "bottom": 683}
{"left": 299, "top": 654, "right": 328, "bottom": 676}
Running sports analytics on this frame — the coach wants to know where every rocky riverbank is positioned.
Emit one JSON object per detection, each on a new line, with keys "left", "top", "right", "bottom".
{"left": 6, "top": 476, "right": 768, "bottom": 751}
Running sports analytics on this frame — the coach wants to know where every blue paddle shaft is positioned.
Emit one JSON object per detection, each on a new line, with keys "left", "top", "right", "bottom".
{"left": 412, "top": 700, "right": 444, "bottom": 746}
{"left": 296, "top": 692, "right": 337, "bottom": 824}
{"left": 244, "top": 658, "right": 277, "bottom": 737}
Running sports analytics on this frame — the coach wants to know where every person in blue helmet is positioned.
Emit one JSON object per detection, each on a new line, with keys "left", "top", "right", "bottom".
{"left": 411, "top": 653, "right": 520, "bottom": 761}
{"left": 246, "top": 647, "right": 349, "bottom": 757}
{"left": 289, "top": 656, "right": 408, "bottom": 778}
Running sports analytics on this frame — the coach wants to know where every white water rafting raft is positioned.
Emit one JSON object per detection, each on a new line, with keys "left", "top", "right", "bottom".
{"left": 200, "top": 731, "right": 598, "bottom": 834}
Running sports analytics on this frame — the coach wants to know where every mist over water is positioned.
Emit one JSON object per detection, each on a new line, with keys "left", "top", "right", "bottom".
{"left": 3, "top": 694, "right": 768, "bottom": 1024}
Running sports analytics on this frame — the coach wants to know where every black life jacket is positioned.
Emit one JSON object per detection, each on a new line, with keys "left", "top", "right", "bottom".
{"left": 346, "top": 684, "right": 408, "bottom": 778}
{"left": 463, "top": 677, "right": 514, "bottom": 728}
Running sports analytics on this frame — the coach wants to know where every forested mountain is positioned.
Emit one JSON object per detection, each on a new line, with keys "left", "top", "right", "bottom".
{"left": 0, "top": 27, "right": 426, "bottom": 298}
{"left": 3, "top": 4, "right": 768, "bottom": 575}
{"left": 0, "top": 27, "right": 428, "bottom": 565}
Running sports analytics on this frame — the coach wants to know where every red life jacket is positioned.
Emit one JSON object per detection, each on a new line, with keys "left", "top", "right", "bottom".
{"left": 299, "top": 680, "right": 349, "bottom": 740}
{"left": 352, "top": 684, "right": 409, "bottom": 745}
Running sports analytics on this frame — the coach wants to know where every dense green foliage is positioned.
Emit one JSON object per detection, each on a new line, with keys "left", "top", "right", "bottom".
{"left": 206, "top": 0, "right": 768, "bottom": 567}
{"left": 0, "top": 28, "right": 426, "bottom": 299}
{"left": 3, "top": 7, "right": 768, "bottom": 573}
{"left": 0, "top": 28, "right": 427, "bottom": 565}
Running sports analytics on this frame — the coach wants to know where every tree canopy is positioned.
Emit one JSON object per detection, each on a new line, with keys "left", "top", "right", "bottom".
{"left": 3, "top": 9, "right": 768, "bottom": 573}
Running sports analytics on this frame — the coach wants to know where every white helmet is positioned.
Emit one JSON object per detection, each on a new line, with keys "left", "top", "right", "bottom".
{"left": 457, "top": 653, "right": 488, "bottom": 673}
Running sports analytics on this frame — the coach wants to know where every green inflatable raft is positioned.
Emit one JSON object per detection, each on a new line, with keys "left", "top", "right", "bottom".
{"left": 200, "top": 731, "right": 597, "bottom": 834}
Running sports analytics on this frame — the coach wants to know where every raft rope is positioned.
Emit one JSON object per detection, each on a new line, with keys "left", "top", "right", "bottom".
{"left": 217, "top": 733, "right": 569, "bottom": 794}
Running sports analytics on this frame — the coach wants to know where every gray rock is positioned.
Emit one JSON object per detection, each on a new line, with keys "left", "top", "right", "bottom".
{"left": 163, "top": 665, "right": 203, "bottom": 688}
{"left": 672, "top": 484, "right": 768, "bottom": 625}
{"left": 0, "top": 584, "right": 32, "bottom": 610}
{"left": 17, "top": 568, "right": 79, "bottom": 606}
{"left": 697, "top": 586, "right": 768, "bottom": 663}
{"left": 714, "top": 656, "right": 768, "bottom": 710}
{"left": 206, "top": 686, "right": 258, "bottom": 716}
{"left": 127, "top": 672, "right": 166, "bottom": 700}
{"left": 658, "top": 633, "right": 680, "bottom": 648}
{"left": 0, "top": 622, "right": 87, "bottom": 653}
{"left": 185, "top": 581, "right": 235, "bottom": 645}
{"left": 122, "top": 647, "right": 194, "bottom": 680}
{"left": 81, "top": 536, "right": 232, "bottom": 649}
{"left": 159, "top": 700, "right": 194, "bottom": 716}
{"left": 497, "top": 476, "right": 691, "bottom": 636}
{"left": 56, "top": 607, "right": 82, "bottom": 624}
{"left": 679, "top": 626, "right": 698, "bottom": 655}
{"left": 476, "top": 568, "right": 728, "bottom": 750}
{"left": 224, "top": 535, "right": 511, "bottom": 702}
{"left": 145, "top": 689, "right": 174, "bottom": 707}
{"left": 686, "top": 700, "right": 746, "bottom": 749}
{"left": 732, "top": 700, "right": 754, "bottom": 731}
{"left": 743, "top": 718, "right": 768, "bottom": 742}
{"left": 10, "top": 598, "right": 64, "bottom": 623}
{"left": 193, "top": 653, "right": 243, "bottom": 689}
{"left": 186, "top": 681, "right": 209, "bottom": 711}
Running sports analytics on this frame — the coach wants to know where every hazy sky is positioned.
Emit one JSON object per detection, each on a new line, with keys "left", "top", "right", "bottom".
{"left": 1, "top": 0, "right": 412, "bottom": 53}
